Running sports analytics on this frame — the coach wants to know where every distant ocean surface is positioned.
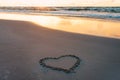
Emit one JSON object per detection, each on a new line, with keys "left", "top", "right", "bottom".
{"left": 0, "top": 7, "right": 120, "bottom": 20}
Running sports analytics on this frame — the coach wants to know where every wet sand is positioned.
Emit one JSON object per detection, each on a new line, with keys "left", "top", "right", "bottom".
{"left": 0, "top": 13, "right": 120, "bottom": 39}
{"left": 0, "top": 20, "right": 120, "bottom": 80}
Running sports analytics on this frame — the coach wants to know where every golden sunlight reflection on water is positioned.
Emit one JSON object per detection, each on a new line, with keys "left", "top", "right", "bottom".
{"left": 0, "top": 13, "right": 120, "bottom": 39}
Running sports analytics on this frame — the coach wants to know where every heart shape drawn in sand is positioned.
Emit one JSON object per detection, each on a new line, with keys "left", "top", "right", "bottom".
{"left": 39, "top": 55, "right": 81, "bottom": 73}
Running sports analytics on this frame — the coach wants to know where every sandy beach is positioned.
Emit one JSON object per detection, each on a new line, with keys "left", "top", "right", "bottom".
{"left": 0, "top": 19, "right": 120, "bottom": 80}
{"left": 0, "top": 13, "right": 120, "bottom": 39}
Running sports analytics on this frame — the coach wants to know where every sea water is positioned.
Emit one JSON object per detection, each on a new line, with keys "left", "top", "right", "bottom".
{"left": 0, "top": 7, "right": 120, "bottom": 39}
{"left": 0, "top": 7, "right": 120, "bottom": 20}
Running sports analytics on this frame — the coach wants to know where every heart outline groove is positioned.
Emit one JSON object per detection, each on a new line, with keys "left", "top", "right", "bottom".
{"left": 39, "top": 55, "right": 81, "bottom": 73}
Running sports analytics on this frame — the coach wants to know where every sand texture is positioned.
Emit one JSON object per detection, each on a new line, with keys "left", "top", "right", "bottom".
{"left": 0, "top": 20, "right": 120, "bottom": 80}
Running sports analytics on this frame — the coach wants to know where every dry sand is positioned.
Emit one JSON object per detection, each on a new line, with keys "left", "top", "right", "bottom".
{"left": 0, "top": 20, "right": 120, "bottom": 80}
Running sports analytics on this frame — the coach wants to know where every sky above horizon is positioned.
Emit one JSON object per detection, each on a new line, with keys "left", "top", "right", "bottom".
{"left": 0, "top": 0, "right": 120, "bottom": 6}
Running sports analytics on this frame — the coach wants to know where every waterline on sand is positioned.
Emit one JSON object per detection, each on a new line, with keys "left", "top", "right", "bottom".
{"left": 0, "top": 12, "right": 120, "bottom": 39}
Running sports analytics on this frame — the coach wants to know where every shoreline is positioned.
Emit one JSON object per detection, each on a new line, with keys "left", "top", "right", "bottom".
{"left": 0, "top": 11, "right": 120, "bottom": 22}
{"left": 0, "top": 12, "right": 120, "bottom": 39}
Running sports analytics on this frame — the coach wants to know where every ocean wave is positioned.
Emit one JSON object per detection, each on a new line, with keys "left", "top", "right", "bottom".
{"left": 0, "top": 7, "right": 120, "bottom": 20}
